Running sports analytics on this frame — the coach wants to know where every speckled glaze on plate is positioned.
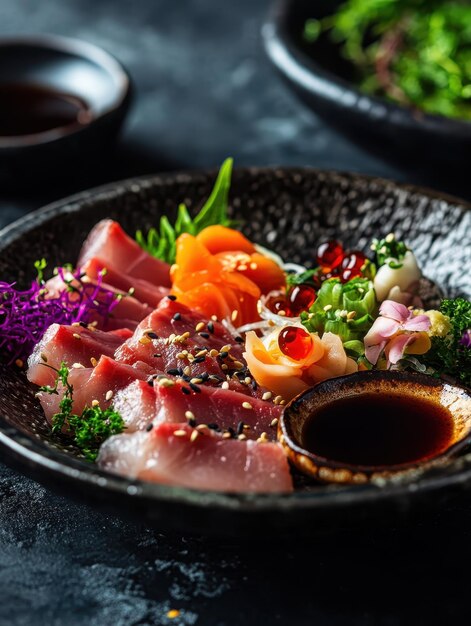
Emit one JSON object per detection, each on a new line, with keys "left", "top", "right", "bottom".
{"left": 0, "top": 167, "right": 470, "bottom": 537}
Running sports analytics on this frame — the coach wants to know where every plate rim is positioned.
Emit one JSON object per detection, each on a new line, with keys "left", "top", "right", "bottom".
{"left": 1, "top": 165, "right": 471, "bottom": 518}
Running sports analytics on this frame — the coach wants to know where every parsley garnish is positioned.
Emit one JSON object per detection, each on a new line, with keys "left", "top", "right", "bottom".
{"left": 40, "top": 362, "right": 125, "bottom": 461}
{"left": 421, "top": 298, "right": 471, "bottom": 388}
{"left": 136, "top": 157, "right": 234, "bottom": 264}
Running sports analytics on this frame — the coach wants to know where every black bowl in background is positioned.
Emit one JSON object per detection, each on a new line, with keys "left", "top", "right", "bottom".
{"left": 0, "top": 35, "right": 131, "bottom": 184}
{"left": 263, "top": 0, "right": 471, "bottom": 167}
{"left": 0, "top": 167, "right": 470, "bottom": 538}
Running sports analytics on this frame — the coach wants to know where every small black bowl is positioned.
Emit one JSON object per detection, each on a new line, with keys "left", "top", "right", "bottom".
{"left": 263, "top": 0, "right": 471, "bottom": 166}
{"left": 0, "top": 35, "right": 131, "bottom": 183}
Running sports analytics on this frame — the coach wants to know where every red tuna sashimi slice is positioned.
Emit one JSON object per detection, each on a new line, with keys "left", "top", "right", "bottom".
{"left": 45, "top": 273, "right": 153, "bottom": 330}
{"left": 112, "top": 380, "right": 157, "bottom": 432}
{"left": 114, "top": 378, "right": 282, "bottom": 438}
{"left": 36, "top": 355, "right": 151, "bottom": 422}
{"left": 82, "top": 257, "right": 169, "bottom": 308}
{"left": 27, "top": 323, "right": 132, "bottom": 387}
{"left": 114, "top": 298, "right": 252, "bottom": 382}
{"left": 114, "top": 298, "right": 274, "bottom": 398}
{"left": 97, "top": 423, "right": 293, "bottom": 493}
{"left": 36, "top": 367, "right": 92, "bottom": 425}
{"left": 78, "top": 220, "right": 171, "bottom": 287}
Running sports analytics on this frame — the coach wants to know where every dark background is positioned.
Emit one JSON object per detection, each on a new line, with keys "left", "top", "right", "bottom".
{"left": 0, "top": 1, "right": 470, "bottom": 625}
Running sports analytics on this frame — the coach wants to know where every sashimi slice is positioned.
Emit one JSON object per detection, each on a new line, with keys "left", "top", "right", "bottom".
{"left": 78, "top": 219, "right": 171, "bottom": 287}
{"left": 115, "top": 297, "right": 244, "bottom": 373}
{"left": 115, "top": 298, "right": 273, "bottom": 398}
{"left": 36, "top": 355, "right": 150, "bottom": 422}
{"left": 45, "top": 272, "right": 154, "bottom": 329}
{"left": 97, "top": 423, "right": 293, "bottom": 493}
{"left": 114, "top": 378, "right": 282, "bottom": 437}
{"left": 82, "top": 257, "right": 169, "bottom": 308}
{"left": 215, "top": 251, "right": 286, "bottom": 295}
{"left": 196, "top": 225, "right": 256, "bottom": 255}
{"left": 170, "top": 234, "right": 260, "bottom": 325}
{"left": 27, "top": 323, "right": 131, "bottom": 387}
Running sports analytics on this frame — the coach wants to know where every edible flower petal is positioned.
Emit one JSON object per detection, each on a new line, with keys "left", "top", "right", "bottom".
{"left": 364, "top": 299, "right": 431, "bottom": 366}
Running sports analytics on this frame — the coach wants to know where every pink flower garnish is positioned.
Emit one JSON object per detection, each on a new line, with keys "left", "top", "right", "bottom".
{"left": 364, "top": 300, "right": 431, "bottom": 366}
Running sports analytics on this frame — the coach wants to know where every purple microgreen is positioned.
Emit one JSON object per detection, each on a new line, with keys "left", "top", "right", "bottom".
{"left": 0, "top": 266, "right": 121, "bottom": 365}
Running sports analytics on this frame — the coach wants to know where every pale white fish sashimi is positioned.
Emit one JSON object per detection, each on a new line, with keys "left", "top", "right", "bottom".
{"left": 78, "top": 219, "right": 171, "bottom": 287}
{"left": 27, "top": 323, "right": 132, "bottom": 387}
{"left": 97, "top": 423, "right": 293, "bottom": 493}
{"left": 82, "top": 257, "right": 170, "bottom": 308}
{"left": 36, "top": 355, "right": 152, "bottom": 423}
{"left": 113, "top": 378, "right": 282, "bottom": 437}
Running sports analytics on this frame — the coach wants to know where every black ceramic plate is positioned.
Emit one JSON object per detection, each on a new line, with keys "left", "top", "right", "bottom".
{"left": 263, "top": 0, "right": 471, "bottom": 167}
{"left": 0, "top": 167, "right": 470, "bottom": 537}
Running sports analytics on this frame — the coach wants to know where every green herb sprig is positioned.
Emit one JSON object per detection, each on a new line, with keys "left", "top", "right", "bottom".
{"left": 136, "top": 157, "right": 234, "bottom": 264}
{"left": 370, "top": 234, "right": 408, "bottom": 269}
{"left": 39, "top": 362, "right": 125, "bottom": 461}
{"left": 421, "top": 298, "right": 471, "bottom": 388}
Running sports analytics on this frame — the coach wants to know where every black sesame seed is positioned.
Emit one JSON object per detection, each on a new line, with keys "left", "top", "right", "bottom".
{"left": 199, "top": 332, "right": 210, "bottom": 339}
{"left": 210, "top": 374, "right": 225, "bottom": 382}
{"left": 187, "top": 417, "right": 196, "bottom": 428}
{"left": 146, "top": 423, "right": 154, "bottom": 431}
{"left": 167, "top": 295, "right": 177, "bottom": 301}
{"left": 236, "top": 421, "right": 245, "bottom": 436}
{"left": 173, "top": 312, "right": 181, "bottom": 321}
{"left": 200, "top": 372, "right": 209, "bottom": 381}
{"left": 193, "top": 356, "right": 206, "bottom": 364}
{"left": 146, "top": 332, "right": 159, "bottom": 340}
{"left": 207, "top": 322, "right": 214, "bottom": 333}
{"left": 189, "top": 382, "right": 201, "bottom": 393}
{"left": 182, "top": 375, "right": 192, "bottom": 382}
{"left": 228, "top": 426, "right": 236, "bottom": 438}
{"left": 207, "top": 423, "right": 220, "bottom": 431}
{"left": 235, "top": 336, "right": 244, "bottom": 343}
{"left": 219, "top": 351, "right": 228, "bottom": 359}
{"left": 181, "top": 386, "right": 191, "bottom": 395}
{"left": 167, "top": 368, "right": 180, "bottom": 376}
{"left": 235, "top": 371, "right": 245, "bottom": 379}
{"left": 147, "top": 379, "right": 154, "bottom": 387}
{"left": 153, "top": 353, "right": 162, "bottom": 358}
{"left": 79, "top": 321, "right": 88, "bottom": 328}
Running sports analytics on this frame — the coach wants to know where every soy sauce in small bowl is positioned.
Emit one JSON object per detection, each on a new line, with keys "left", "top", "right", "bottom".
{"left": 0, "top": 83, "right": 93, "bottom": 140}
{"left": 280, "top": 371, "right": 471, "bottom": 485}
{"left": 0, "top": 35, "right": 131, "bottom": 184}
{"left": 303, "top": 392, "right": 454, "bottom": 468}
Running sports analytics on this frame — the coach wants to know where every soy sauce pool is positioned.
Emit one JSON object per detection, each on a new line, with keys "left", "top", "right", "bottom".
{"left": 0, "top": 83, "right": 92, "bottom": 137}
{"left": 303, "top": 393, "right": 455, "bottom": 467}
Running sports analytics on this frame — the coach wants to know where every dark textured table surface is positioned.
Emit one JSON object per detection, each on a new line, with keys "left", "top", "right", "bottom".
{"left": 1, "top": 1, "right": 470, "bottom": 625}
